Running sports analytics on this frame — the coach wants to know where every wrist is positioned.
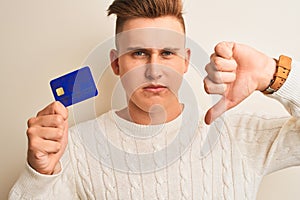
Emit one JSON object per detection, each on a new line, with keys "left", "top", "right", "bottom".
{"left": 262, "top": 55, "right": 292, "bottom": 94}
{"left": 258, "top": 57, "right": 276, "bottom": 91}
{"left": 52, "top": 162, "right": 62, "bottom": 175}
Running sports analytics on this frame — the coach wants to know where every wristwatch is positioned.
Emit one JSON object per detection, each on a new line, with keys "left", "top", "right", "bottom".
{"left": 263, "top": 55, "right": 292, "bottom": 94}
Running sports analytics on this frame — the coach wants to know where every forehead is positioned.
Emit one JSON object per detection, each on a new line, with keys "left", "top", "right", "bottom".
{"left": 116, "top": 16, "right": 186, "bottom": 53}
{"left": 122, "top": 16, "right": 184, "bottom": 33}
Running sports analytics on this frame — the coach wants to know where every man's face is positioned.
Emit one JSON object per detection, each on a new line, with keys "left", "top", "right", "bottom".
{"left": 110, "top": 16, "right": 190, "bottom": 113}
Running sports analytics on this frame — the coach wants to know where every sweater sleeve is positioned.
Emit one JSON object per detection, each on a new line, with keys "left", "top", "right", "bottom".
{"left": 269, "top": 60, "right": 300, "bottom": 117}
{"left": 228, "top": 60, "right": 300, "bottom": 176}
{"left": 8, "top": 144, "right": 77, "bottom": 200}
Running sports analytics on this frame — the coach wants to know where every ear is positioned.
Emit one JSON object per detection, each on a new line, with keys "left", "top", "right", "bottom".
{"left": 110, "top": 49, "right": 120, "bottom": 75}
{"left": 184, "top": 48, "right": 191, "bottom": 73}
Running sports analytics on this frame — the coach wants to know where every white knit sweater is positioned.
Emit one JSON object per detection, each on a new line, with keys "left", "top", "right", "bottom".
{"left": 9, "top": 61, "right": 300, "bottom": 200}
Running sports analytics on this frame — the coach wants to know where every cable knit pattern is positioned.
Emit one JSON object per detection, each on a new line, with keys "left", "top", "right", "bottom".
{"left": 72, "top": 131, "right": 94, "bottom": 199}
{"left": 8, "top": 60, "right": 300, "bottom": 200}
{"left": 220, "top": 131, "right": 232, "bottom": 200}
{"left": 242, "top": 159, "right": 251, "bottom": 200}
{"left": 200, "top": 131, "right": 212, "bottom": 200}
{"left": 9, "top": 108, "right": 300, "bottom": 200}
{"left": 179, "top": 136, "right": 190, "bottom": 200}
{"left": 152, "top": 136, "right": 167, "bottom": 200}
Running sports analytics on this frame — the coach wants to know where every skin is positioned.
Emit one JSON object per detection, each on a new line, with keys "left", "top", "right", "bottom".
{"left": 27, "top": 101, "right": 68, "bottom": 175}
{"left": 26, "top": 16, "right": 276, "bottom": 175}
{"left": 110, "top": 16, "right": 190, "bottom": 125}
{"left": 204, "top": 42, "right": 276, "bottom": 124}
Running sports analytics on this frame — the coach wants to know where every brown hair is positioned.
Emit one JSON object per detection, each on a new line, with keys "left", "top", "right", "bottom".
{"left": 107, "top": 0, "right": 185, "bottom": 34}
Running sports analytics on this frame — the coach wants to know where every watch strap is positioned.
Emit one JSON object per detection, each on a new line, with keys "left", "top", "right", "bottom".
{"left": 263, "top": 55, "right": 292, "bottom": 94}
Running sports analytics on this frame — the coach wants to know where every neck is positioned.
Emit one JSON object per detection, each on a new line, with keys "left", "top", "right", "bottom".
{"left": 117, "top": 100, "right": 183, "bottom": 125}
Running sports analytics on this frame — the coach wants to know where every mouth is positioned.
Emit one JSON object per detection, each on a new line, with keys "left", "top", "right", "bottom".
{"left": 143, "top": 84, "right": 167, "bottom": 93}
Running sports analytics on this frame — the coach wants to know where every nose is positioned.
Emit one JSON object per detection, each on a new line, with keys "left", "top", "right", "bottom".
{"left": 145, "top": 55, "right": 163, "bottom": 80}
{"left": 145, "top": 63, "right": 163, "bottom": 80}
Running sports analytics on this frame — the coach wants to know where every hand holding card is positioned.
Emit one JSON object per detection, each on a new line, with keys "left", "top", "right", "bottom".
{"left": 50, "top": 66, "right": 98, "bottom": 107}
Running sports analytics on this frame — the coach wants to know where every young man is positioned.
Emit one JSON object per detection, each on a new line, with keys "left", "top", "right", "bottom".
{"left": 9, "top": 0, "right": 300, "bottom": 199}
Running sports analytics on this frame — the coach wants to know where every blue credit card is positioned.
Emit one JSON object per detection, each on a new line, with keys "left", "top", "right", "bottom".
{"left": 50, "top": 66, "right": 98, "bottom": 107}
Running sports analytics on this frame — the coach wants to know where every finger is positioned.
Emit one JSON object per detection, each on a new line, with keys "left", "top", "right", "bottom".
{"left": 203, "top": 77, "right": 227, "bottom": 94}
{"left": 27, "top": 114, "right": 65, "bottom": 129}
{"left": 205, "top": 67, "right": 236, "bottom": 84}
{"left": 42, "top": 140, "right": 62, "bottom": 154}
{"left": 37, "top": 101, "right": 68, "bottom": 120}
{"left": 205, "top": 97, "right": 228, "bottom": 125}
{"left": 214, "top": 41, "right": 235, "bottom": 59}
{"left": 29, "top": 137, "right": 62, "bottom": 154}
{"left": 62, "top": 121, "right": 69, "bottom": 143}
{"left": 210, "top": 55, "right": 237, "bottom": 72}
{"left": 27, "top": 126, "right": 64, "bottom": 141}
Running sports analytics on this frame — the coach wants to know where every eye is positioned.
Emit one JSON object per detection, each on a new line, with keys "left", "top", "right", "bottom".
{"left": 132, "top": 51, "right": 147, "bottom": 57}
{"left": 161, "top": 50, "right": 174, "bottom": 57}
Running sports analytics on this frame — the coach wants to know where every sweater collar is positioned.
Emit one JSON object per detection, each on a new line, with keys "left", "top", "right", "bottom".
{"left": 110, "top": 108, "right": 183, "bottom": 139}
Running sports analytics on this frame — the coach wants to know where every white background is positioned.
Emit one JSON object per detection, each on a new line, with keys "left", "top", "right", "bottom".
{"left": 1, "top": 0, "right": 300, "bottom": 199}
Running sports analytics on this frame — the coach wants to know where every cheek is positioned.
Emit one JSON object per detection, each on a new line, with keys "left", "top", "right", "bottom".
{"left": 163, "top": 64, "right": 185, "bottom": 90}
{"left": 118, "top": 57, "right": 145, "bottom": 75}
{"left": 175, "top": 60, "right": 187, "bottom": 73}
{"left": 163, "top": 58, "right": 186, "bottom": 73}
{"left": 165, "top": 74, "right": 183, "bottom": 94}
{"left": 120, "top": 65, "right": 148, "bottom": 96}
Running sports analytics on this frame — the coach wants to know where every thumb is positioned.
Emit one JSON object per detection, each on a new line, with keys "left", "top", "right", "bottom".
{"left": 205, "top": 97, "right": 228, "bottom": 125}
{"left": 215, "top": 41, "right": 235, "bottom": 59}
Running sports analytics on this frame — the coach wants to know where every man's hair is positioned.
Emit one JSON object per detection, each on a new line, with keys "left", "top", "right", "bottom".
{"left": 107, "top": 0, "right": 185, "bottom": 34}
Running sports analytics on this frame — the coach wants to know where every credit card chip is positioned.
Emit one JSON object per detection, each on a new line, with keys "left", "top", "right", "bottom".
{"left": 56, "top": 87, "right": 65, "bottom": 96}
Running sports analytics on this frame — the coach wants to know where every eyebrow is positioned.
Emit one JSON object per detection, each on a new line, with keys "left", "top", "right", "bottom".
{"left": 126, "top": 47, "right": 181, "bottom": 52}
{"left": 162, "top": 47, "right": 181, "bottom": 52}
{"left": 126, "top": 47, "right": 145, "bottom": 51}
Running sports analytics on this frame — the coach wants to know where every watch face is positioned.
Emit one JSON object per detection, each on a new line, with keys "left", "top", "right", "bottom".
{"left": 265, "top": 87, "right": 276, "bottom": 94}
